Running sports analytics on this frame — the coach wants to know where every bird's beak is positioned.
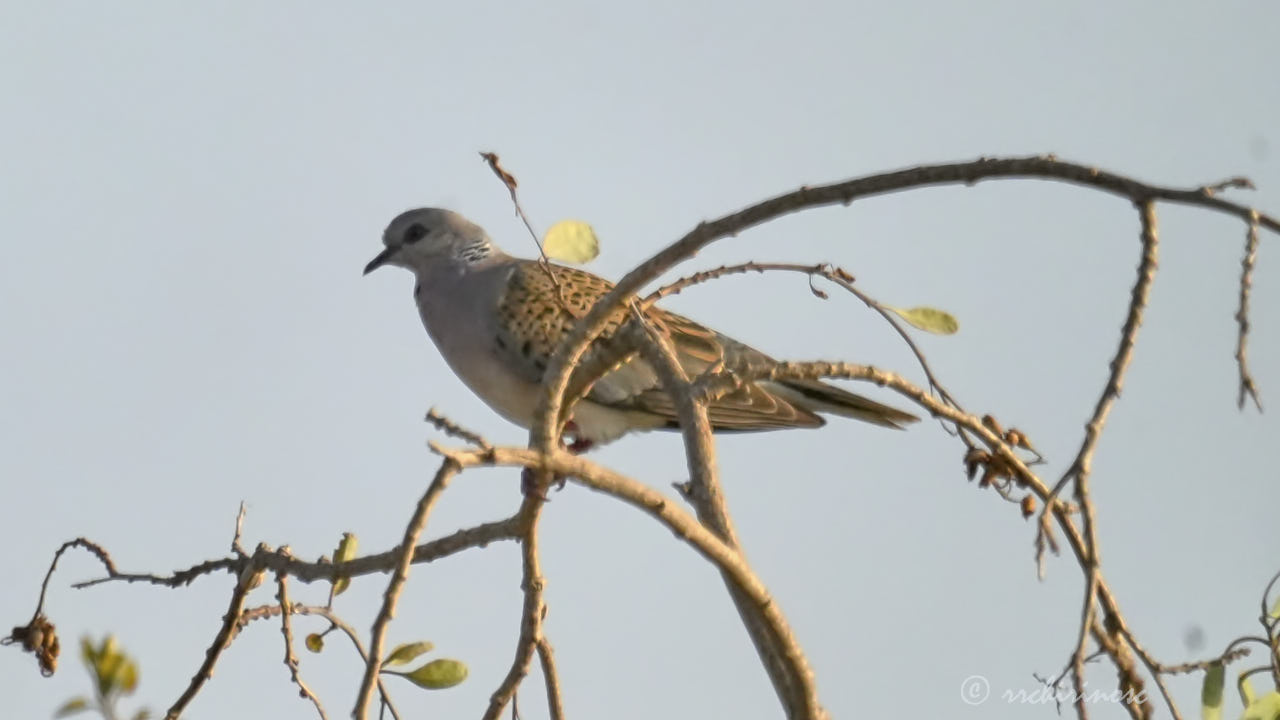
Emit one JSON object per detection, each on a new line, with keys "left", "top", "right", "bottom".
{"left": 363, "top": 246, "right": 397, "bottom": 275}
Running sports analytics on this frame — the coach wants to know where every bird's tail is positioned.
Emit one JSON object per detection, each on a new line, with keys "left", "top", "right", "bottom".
{"left": 771, "top": 379, "right": 919, "bottom": 429}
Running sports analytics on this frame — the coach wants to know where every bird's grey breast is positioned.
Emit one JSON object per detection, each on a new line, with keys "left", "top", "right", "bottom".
{"left": 412, "top": 264, "right": 543, "bottom": 426}
{"left": 413, "top": 263, "right": 508, "bottom": 365}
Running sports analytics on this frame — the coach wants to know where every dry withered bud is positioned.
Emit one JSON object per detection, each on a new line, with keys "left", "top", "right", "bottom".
{"left": 6, "top": 614, "right": 59, "bottom": 676}
{"left": 964, "top": 448, "right": 989, "bottom": 480}
{"left": 479, "top": 151, "right": 518, "bottom": 190}
{"left": 1020, "top": 495, "right": 1036, "bottom": 519}
{"left": 981, "top": 414, "right": 1004, "bottom": 436}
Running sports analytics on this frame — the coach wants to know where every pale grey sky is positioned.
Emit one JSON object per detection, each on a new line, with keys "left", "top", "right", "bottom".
{"left": 2, "top": 3, "right": 1277, "bottom": 719}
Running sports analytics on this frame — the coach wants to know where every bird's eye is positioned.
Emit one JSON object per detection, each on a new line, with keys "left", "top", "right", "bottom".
{"left": 404, "top": 223, "right": 428, "bottom": 244}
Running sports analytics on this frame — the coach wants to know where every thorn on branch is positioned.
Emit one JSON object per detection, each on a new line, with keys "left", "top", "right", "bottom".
{"left": 425, "top": 408, "right": 494, "bottom": 453}
{"left": 1199, "top": 176, "right": 1256, "bottom": 196}
{"left": 232, "top": 502, "right": 249, "bottom": 557}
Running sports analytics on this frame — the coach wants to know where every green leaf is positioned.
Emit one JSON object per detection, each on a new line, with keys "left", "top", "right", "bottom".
{"left": 1269, "top": 592, "right": 1280, "bottom": 620}
{"left": 52, "top": 697, "right": 91, "bottom": 718}
{"left": 542, "top": 220, "right": 600, "bottom": 265}
{"left": 885, "top": 305, "right": 959, "bottom": 335}
{"left": 392, "top": 658, "right": 468, "bottom": 690}
{"left": 79, "top": 637, "right": 96, "bottom": 665}
{"left": 383, "top": 641, "right": 434, "bottom": 667}
{"left": 332, "top": 532, "right": 358, "bottom": 596}
{"left": 304, "top": 633, "right": 324, "bottom": 653}
{"left": 1243, "top": 692, "right": 1280, "bottom": 720}
{"left": 1201, "top": 661, "right": 1224, "bottom": 720}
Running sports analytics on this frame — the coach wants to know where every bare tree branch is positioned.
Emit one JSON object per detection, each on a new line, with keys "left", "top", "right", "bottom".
{"left": 426, "top": 407, "right": 494, "bottom": 451}
{"left": 626, "top": 305, "right": 823, "bottom": 718}
{"left": 11, "top": 156, "right": 1277, "bottom": 720}
{"left": 535, "top": 637, "right": 565, "bottom": 720}
{"left": 237, "top": 603, "right": 403, "bottom": 720}
{"left": 1049, "top": 200, "right": 1162, "bottom": 713}
{"left": 533, "top": 155, "right": 1280, "bottom": 474}
{"left": 435, "top": 441, "right": 823, "bottom": 720}
{"left": 482, "top": 501, "right": 549, "bottom": 720}
{"left": 73, "top": 517, "right": 521, "bottom": 592}
{"left": 163, "top": 554, "right": 262, "bottom": 720}
{"left": 353, "top": 459, "right": 460, "bottom": 720}
{"left": 274, "top": 571, "right": 328, "bottom": 720}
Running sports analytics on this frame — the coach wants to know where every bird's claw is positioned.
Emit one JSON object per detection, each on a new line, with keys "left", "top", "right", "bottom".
{"left": 520, "top": 467, "right": 568, "bottom": 499}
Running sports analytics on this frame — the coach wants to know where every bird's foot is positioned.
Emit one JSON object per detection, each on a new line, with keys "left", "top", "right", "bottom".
{"left": 520, "top": 422, "right": 590, "bottom": 498}
{"left": 520, "top": 467, "right": 568, "bottom": 499}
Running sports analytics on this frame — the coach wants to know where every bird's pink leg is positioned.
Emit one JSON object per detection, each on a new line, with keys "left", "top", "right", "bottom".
{"left": 560, "top": 420, "right": 595, "bottom": 455}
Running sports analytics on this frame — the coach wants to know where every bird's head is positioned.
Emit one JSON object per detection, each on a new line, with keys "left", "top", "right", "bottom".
{"left": 363, "top": 208, "right": 495, "bottom": 275}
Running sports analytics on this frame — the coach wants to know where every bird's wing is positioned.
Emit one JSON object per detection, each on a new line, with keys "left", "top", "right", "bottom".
{"left": 493, "top": 261, "right": 825, "bottom": 430}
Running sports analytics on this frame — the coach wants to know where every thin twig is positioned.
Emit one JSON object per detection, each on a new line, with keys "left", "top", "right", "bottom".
{"left": 274, "top": 571, "right": 328, "bottom": 720}
{"left": 479, "top": 151, "right": 575, "bottom": 315}
{"left": 232, "top": 503, "right": 248, "bottom": 557}
{"left": 1236, "top": 213, "right": 1263, "bottom": 411}
{"left": 236, "top": 603, "right": 403, "bottom": 720}
{"left": 73, "top": 518, "right": 521, "bottom": 591}
{"left": 163, "top": 558, "right": 260, "bottom": 720}
{"left": 535, "top": 638, "right": 565, "bottom": 720}
{"left": 426, "top": 407, "right": 493, "bottom": 451}
{"left": 353, "top": 459, "right": 460, "bottom": 720}
{"left": 1114, "top": 622, "right": 1181, "bottom": 720}
{"left": 29, "top": 538, "right": 117, "bottom": 623}
{"left": 1199, "top": 176, "right": 1255, "bottom": 196}
{"left": 1155, "top": 645, "right": 1252, "bottom": 675}
{"left": 483, "top": 503, "right": 549, "bottom": 720}
{"left": 1054, "top": 201, "right": 1161, "bottom": 708}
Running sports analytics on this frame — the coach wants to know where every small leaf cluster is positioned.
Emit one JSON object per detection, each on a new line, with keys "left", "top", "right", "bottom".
{"left": 54, "top": 635, "right": 150, "bottom": 720}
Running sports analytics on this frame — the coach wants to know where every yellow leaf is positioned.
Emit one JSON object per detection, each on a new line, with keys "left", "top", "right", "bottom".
{"left": 886, "top": 305, "right": 959, "bottom": 335}
{"left": 1243, "top": 692, "right": 1280, "bottom": 720}
{"left": 95, "top": 652, "right": 122, "bottom": 697}
{"left": 332, "top": 532, "right": 357, "bottom": 596}
{"left": 542, "top": 220, "right": 599, "bottom": 265}
{"left": 116, "top": 658, "right": 139, "bottom": 694}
